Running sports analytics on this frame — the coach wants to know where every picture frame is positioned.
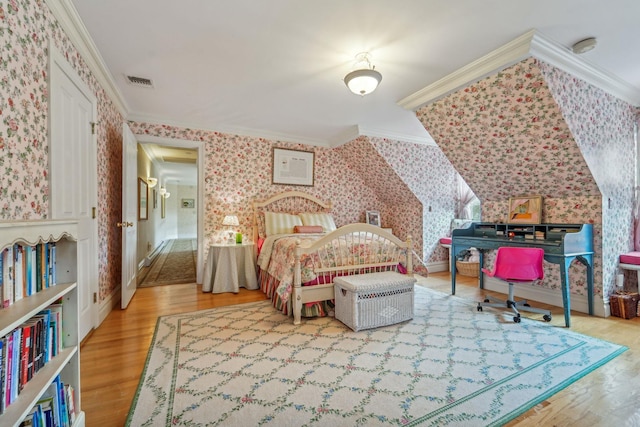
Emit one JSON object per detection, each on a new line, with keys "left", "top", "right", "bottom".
{"left": 153, "top": 189, "right": 157, "bottom": 209}
{"left": 138, "top": 177, "right": 148, "bottom": 221}
{"left": 507, "top": 195, "right": 542, "bottom": 224}
{"left": 181, "top": 198, "right": 195, "bottom": 208}
{"left": 366, "top": 210, "right": 381, "bottom": 227}
{"left": 272, "top": 147, "right": 315, "bottom": 186}
{"left": 161, "top": 195, "right": 166, "bottom": 219}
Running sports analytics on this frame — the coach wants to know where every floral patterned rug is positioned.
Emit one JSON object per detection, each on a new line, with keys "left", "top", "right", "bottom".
{"left": 126, "top": 286, "right": 625, "bottom": 426}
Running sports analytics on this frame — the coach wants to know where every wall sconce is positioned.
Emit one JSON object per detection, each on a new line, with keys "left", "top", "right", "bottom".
{"left": 147, "top": 177, "right": 158, "bottom": 188}
{"left": 159, "top": 187, "right": 171, "bottom": 198}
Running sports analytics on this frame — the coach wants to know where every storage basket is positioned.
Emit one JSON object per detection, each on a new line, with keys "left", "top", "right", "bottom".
{"left": 334, "top": 271, "right": 416, "bottom": 332}
{"left": 610, "top": 291, "right": 640, "bottom": 319}
{"left": 456, "top": 260, "right": 479, "bottom": 277}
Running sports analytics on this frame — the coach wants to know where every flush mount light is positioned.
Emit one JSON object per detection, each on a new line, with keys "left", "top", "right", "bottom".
{"left": 571, "top": 37, "right": 597, "bottom": 54}
{"left": 344, "top": 52, "right": 382, "bottom": 96}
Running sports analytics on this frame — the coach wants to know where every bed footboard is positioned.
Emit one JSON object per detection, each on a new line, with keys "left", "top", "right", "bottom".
{"left": 292, "top": 223, "right": 413, "bottom": 325}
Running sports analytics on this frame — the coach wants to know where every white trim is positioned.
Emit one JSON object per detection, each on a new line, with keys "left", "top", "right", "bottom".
{"left": 98, "top": 285, "right": 120, "bottom": 327}
{"left": 357, "top": 126, "right": 437, "bottom": 146}
{"left": 399, "top": 29, "right": 640, "bottom": 111}
{"left": 134, "top": 134, "right": 206, "bottom": 284}
{"left": 426, "top": 261, "right": 449, "bottom": 273}
{"left": 483, "top": 276, "right": 606, "bottom": 318}
{"left": 45, "top": 0, "right": 129, "bottom": 115}
{"left": 128, "top": 113, "right": 332, "bottom": 147}
{"left": 398, "top": 30, "right": 535, "bottom": 110}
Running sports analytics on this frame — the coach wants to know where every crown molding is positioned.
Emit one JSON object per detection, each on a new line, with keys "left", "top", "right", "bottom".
{"left": 45, "top": 0, "right": 129, "bottom": 115}
{"left": 529, "top": 32, "right": 640, "bottom": 106}
{"left": 358, "top": 126, "right": 437, "bottom": 146}
{"left": 398, "top": 30, "right": 535, "bottom": 111}
{"left": 398, "top": 29, "right": 640, "bottom": 111}
{"left": 128, "top": 113, "right": 332, "bottom": 148}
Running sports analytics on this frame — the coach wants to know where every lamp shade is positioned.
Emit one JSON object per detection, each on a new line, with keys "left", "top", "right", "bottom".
{"left": 147, "top": 177, "right": 158, "bottom": 188}
{"left": 344, "top": 69, "right": 382, "bottom": 96}
{"left": 222, "top": 215, "right": 239, "bottom": 227}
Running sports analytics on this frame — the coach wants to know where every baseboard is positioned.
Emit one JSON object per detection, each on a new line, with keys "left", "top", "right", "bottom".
{"left": 426, "top": 261, "right": 449, "bottom": 273}
{"left": 483, "top": 276, "right": 606, "bottom": 318}
{"left": 142, "top": 240, "right": 166, "bottom": 268}
{"left": 98, "top": 286, "right": 121, "bottom": 327}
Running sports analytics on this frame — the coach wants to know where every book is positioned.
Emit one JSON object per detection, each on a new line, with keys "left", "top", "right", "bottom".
{"left": 13, "top": 245, "right": 24, "bottom": 302}
{"left": 48, "top": 243, "right": 56, "bottom": 287}
{"left": 2, "top": 246, "right": 13, "bottom": 307}
{"left": 48, "top": 303, "right": 63, "bottom": 354}
{"left": 19, "top": 320, "right": 34, "bottom": 391}
{"left": 65, "top": 384, "right": 76, "bottom": 424}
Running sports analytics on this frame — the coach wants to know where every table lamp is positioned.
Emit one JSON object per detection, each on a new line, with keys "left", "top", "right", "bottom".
{"left": 222, "top": 215, "right": 240, "bottom": 244}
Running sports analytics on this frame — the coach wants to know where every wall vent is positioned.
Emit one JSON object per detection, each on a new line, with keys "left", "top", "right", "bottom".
{"left": 126, "top": 75, "right": 154, "bottom": 88}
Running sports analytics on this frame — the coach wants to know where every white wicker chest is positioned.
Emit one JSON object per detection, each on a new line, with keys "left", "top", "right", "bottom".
{"left": 334, "top": 271, "right": 416, "bottom": 331}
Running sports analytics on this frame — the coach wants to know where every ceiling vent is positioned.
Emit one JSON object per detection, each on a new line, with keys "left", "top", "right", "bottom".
{"left": 126, "top": 75, "right": 154, "bottom": 88}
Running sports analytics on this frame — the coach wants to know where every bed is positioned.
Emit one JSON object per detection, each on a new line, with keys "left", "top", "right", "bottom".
{"left": 253, "top": 191, "right": 413, "bottom": 325}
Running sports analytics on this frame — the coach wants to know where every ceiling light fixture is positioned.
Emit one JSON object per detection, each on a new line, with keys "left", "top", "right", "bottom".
{"left": 343, "top": 52, "right": 382, "bottom": 96}
{"left": 571, "top": 37, "right": 597, "bottom": 54}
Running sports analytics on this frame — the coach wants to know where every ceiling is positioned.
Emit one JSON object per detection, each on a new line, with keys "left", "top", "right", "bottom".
{"left": 69, "top": 0, "right": 640, "bottom": 150}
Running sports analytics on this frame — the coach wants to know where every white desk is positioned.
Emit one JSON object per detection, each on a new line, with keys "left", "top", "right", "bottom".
{"left": 203, "top": 243, "right": 258, "bottom": 293}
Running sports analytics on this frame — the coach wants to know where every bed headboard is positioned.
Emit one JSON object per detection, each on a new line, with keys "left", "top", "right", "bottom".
{"left": 252, "top": 191, "right": 333, "bottom": 242}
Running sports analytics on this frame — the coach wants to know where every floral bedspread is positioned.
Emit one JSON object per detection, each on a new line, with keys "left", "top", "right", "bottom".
{"left": 263, "top": 233, "right": 405, "bottom": 308}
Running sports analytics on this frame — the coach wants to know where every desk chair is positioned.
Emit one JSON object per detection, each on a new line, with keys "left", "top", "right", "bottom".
{"left": 477, "top": 247, "right": 552, "bottom": 323}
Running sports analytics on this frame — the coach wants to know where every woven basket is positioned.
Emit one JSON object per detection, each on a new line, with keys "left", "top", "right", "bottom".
{"left": 456, "top": 261, "right": 479, "bottom": 277}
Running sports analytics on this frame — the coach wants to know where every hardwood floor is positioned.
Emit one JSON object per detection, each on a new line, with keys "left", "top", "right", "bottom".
{"left": 80, "top": 273, "right": 640, "bottom": 426}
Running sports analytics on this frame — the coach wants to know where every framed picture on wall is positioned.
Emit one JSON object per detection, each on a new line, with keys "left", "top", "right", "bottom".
{"left": 507, "top": 195, "right": 542, "bottom": 224}
{"left": 138, "top": 178, "right": 148, "bottom": 221}
{"left": 366, "top": 210, "right": 381, "bottom": 227}
{"left": 182, "top": 198, "right": 195, "bottom": 208}
{"left": 272, "top": 147, "right": 315, "bottom": 186}
{"left": 153, "top": 189, "right": 157, "bottom": 209}
{"left": 161, "top": 195, "right": 166, "bottom": 219}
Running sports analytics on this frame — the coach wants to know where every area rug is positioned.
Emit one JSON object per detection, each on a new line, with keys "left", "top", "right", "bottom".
{"left": 126, "top": 286, "right": 626, "bottom": 426}
{"left": 140, "top": 239, "right": 196, "bottom": 287}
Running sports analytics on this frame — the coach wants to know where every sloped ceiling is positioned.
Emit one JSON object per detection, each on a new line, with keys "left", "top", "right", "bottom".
{"left": 416, "top": 57, "right": 600, "bottom": 202}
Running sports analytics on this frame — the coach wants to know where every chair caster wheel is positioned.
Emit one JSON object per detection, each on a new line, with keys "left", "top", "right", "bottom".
{"left": 477, "top": 304, "right": 483, "bottom": 312}
{"left": 543, "top": 314, "right": 552, "bottom": 322}
{"left": 513, "top": 315, "right": 521, "bottom": 323}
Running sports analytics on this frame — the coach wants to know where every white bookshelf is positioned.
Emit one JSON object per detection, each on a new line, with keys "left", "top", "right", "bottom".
{"left": 0, "top": 220, "right": 85, "bottom": 426}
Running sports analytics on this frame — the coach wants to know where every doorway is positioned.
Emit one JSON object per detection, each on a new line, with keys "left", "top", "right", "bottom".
{"left": 136, "top": 136, "right": 205, "bottom": 287}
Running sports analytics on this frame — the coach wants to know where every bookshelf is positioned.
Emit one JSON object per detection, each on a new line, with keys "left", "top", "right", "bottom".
{"left": 0, "top": 220, "right": 84, "bottom": 426}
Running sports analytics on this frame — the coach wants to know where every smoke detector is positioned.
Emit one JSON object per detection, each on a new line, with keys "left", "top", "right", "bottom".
{"left": 571, "top": 37, "right": 597, "bottom": 54}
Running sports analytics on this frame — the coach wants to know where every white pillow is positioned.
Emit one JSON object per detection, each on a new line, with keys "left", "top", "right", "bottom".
{"left": 298, "top": 212, "right": 337, "bottom": 232}
{"left": 264, "top": 212, "right": 303, "bottom": 236}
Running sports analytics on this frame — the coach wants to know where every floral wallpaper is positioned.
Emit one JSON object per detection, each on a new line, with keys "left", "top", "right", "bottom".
{"left": 128, "top": 122, "right": 389, "bottom": 255}
{"left": 538, "top": 60, "right": 638, "bottom": 298}
{"left": 366, "top": 137, "right": 458, "bottom": 264}
{"left": 417, "top": 56, "right": 638, "bottom": 307}
{"left": 0, "top": 0, "right": 123, "bottom": 301}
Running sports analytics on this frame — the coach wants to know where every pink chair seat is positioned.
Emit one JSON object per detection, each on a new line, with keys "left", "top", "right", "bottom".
{"left": 482, "top": 247, "right": 544, "bottom": 283}
{"left": 620, "top": 252, "right": 640, "bottom": 265}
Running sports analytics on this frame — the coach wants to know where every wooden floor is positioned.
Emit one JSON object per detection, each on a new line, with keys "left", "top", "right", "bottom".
{"left": 80, "top": 272, "right": 640, "bottom": 426}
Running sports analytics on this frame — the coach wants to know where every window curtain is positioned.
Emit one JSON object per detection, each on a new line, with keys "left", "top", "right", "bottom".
{"left": 455, "top": 175, "right": 477, "bottom": 220}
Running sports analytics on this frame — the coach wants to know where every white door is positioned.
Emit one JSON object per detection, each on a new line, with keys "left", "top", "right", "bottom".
{"left": 49, "top": 49, "right": 98, "bottom": 341}
{"left": 121, "top": 124, "right": 138, "bottom": 308}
